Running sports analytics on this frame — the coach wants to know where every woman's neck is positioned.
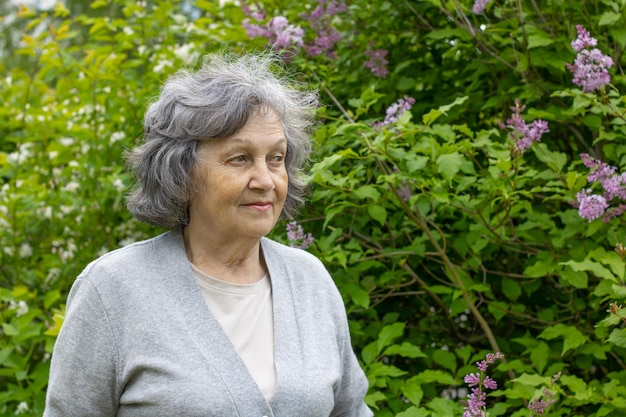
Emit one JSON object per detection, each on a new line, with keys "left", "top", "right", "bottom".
{"left": 182, "top": 226, "right": 266, "bottom": 284}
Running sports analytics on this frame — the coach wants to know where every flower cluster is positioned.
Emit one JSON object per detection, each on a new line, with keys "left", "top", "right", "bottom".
{"left": 243, "top": 16, "right": 304, "bottom": 53}
{"left": 372, "top": 96, "right": 416, "bottom": 129}
{"left": 566, "top": 25, "right": 613, "bottom": 93}
{"left": 472, "top": 0, "right": 493, "bottom": 15}
{"left": 300, "top": 0, "right": 347, "bottom": 57}
{"left": 286, "top": 221, "right": 315, "bottom": 250}
{"left": 528, "top": 388, "right": 557, "bottom": 416}
{"left": 528, "top": 372, "right": 560, "bottom": 416}
{"left": 242, "top": 0, "right": 345, "bottom": 58}
{"left": 575, "top": 153, "right": 626, "bottom": 221}
{"left": 363, "top": 48, "right": 389, "bottom": 78}
{"left": 504, "top": 100, "right": 549, "bottom": 155}
{"left": 461, "top": 352, "right": 504, "bottom": 417}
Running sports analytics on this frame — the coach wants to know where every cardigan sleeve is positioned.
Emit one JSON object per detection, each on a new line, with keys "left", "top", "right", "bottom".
{"left": 44, "top": 275, "right": 120, "bottom": 417}
{"left": 328, "top": 282, "right": 373, "bottom": 417}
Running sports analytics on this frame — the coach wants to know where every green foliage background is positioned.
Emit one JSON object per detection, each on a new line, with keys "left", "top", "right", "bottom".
{"left": 2, "top": 0, "right": 626, "bottom": 416}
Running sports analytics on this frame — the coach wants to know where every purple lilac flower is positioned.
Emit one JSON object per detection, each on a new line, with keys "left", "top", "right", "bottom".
{"left": 580, "top": 153, "right": 626, "bottom": 201}
{"left": 286, "top": 221, "right": 314, "bottom": 250}
{"left": 244, "top": 16, "right": 304, "bottom": 52}
{"left": 300, "top": 0, "right": 346, "bottom": 57}
{"left": 472, "top": 0, "right": 493, "bottom": 14}
{"left": 566, "top": 25, "right": 613, "bottom": 93}
{"left": 576, "top": 189, "right": 609, "bottom": 221}
{"left": 528, "top": 398, "right": 556, "bottom": 415}
{"left": 505, "top": 100, "right": 549, "bottom": 154}
{"left": 461, "top": 352, "right": 504, "bottom": 417}
{"left": 240, "top": 0, "right": 267, "bottom": 20}
{"left": 372, "top": 96, "right": 416, "bottom": 129}
{"left": 527, "top": 381, "right": 558, "bottom": 415}
{"left": 576, "top": 154, "right": 626, "bottom": 221}
{"left": 364, "top": 49, "right": 389, "bottom": 78}
{"left": 571, "top": 25, "right": 598, "bottom": 52}
{"left": 464, "top": 373, "right": 481, "bottom": 386}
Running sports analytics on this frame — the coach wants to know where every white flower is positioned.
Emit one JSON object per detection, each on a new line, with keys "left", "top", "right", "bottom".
{"left": 64, "top": 182, "right": 79, "bottom": 192}
{"left": 110, "top": 131, "right": 125, "bottom": 143}
{"left": 119, "top": 237, "right": 136, "bottom": 247}
{"left": 16, "top": 401, "right": 29, "bottom": 414}
{"left": 112, "top": 178, "right": 125, "bottom": 191}
{"left": 19, "top": 243, "right": 32, "bottom": 258}
{"left": 153, "top": 59, "right": 172, "bottom": 73}
{"left": 174, "top": 43, "right": 194, "bottom": 63}
{"left": 45, "top": 268, "right": 61, "bottom": 283}
{"left": 10, "top": 300, "right": 29, "bottom": 317}
{"left": 59, "top": 137, "right": 74, "bottom": 146}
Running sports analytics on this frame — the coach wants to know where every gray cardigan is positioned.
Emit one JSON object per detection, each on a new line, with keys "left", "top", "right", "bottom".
{"left": 44, "top": 229, "right": 372, "bottom": 417}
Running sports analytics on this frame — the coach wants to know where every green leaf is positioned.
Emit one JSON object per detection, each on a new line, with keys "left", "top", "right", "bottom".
{"left": 396, "top": 406, "right": 429, "bottom": 417}
{"left": 2, "top": 323, "right": 18, "bottom": 336}
{"left": 367, "top": 362, "right": 407, "bottom": 378}
{"left": 406, "top": 156, "right": 429, "bottom": 173}
{"left": 354, "top": 185, "right": 380, "bottom": 201}
{"left": 384, "top": 342, "right": 427, "bottom": 358}
{"left": 0, "top": 347, "right": 13, "bottom": 366}
{"left": 560, "top": 259, "right": 617, "bottom": 282}
{"left": 368, "top": 205, "right": 387, "bottom": 226}
{"left": 422, "top": 109, "right": 442, "bottom": 126}
{"left": 433, "top": 349, "right": 457, "bottom": 373}
{"left": 560, "top": 266, "right": 588, "bottom": 289}
{"left": 589, "top": 248, "right": 625, "bottom": 281}
{"left": 560, "top": 375, "right": 591, "bottom": 401}
{"left": 530, "top": 342, "right": 550, "bottom": 374}
{"left": 412, "top": 369, "right": 457, "bottom": 385}
{"left": 488, "top": 301, "right": 509, "bottom": 322}
{"left": 364, "top": 391, "right": 387, "bottom": 408}
{"left": 90, "top": 0, "right": 108, "bottom": 9}
{"left": 538, "top": 324, "right": 588, "bottom": 355}
{"left": 401, "top": 381, "right": 424, "bottom": 406}
{"left": 377, "top": 322, "right": 405, "bottom": 353}
{"left": 511, "top": 373, "right": 551, "bottom": 387}
{"left": 362, "top": 342, "right": 378, "bottom": 365}
{"left": 436, "top": 152, "right": 464, "bottom": 182}
{"left": 599, "top": 11, "right": 621, "bottom": 26}
{"left": 501, "top": 277, "right": 521, "bottom": 301}
{"left": 524, "top": 258, "right": 556, "bottom": 278}
{"left": 437, "top": 96, "right": 468, "bottom": 114}
{"left": 527, "top": 33, "right": 554, "bottom": 49}
{"left": 608, "top": 328, "right": 626, "bottom": 348}
{"left": 344, "top": 283, "right": 370, "bottom": 309}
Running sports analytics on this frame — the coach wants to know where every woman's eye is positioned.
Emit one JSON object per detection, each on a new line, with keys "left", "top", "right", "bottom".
{"left": 270, "top": 154, "right": 284, "bottom": 163}
{"left": 229, "top": 155, "right": 246, "bottom": 163}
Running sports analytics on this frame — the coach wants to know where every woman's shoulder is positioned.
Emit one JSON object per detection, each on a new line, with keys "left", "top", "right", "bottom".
{"left": 79, "top": 230, "right": 176, "bottom": 284}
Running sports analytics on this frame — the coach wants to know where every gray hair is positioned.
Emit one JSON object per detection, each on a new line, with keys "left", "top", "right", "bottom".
{"left": 126, "top": 53, "right": 319, "bottom": 228}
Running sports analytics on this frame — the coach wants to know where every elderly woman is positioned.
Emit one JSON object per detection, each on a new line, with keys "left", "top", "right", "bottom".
{"left": 43, "top": 53, "right": 372, "bottom": 417}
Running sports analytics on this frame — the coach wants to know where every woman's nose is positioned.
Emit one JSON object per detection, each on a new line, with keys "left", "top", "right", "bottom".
{"left": 248, "top": 160, "right": 275, "bottom": 191}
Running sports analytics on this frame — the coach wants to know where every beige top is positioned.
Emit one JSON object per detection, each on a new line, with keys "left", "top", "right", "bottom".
{"left": 190, "top": 263, "right": 276, "bottom": 401}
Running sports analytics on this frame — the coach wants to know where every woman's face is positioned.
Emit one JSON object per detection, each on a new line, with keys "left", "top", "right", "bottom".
{"left": 188, "top": 109, "right": 289, "bottom": 242}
